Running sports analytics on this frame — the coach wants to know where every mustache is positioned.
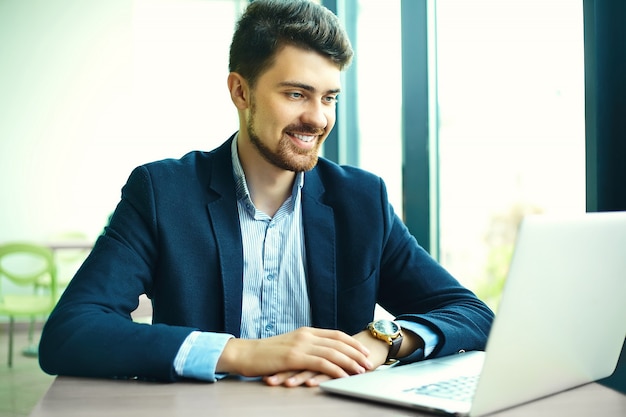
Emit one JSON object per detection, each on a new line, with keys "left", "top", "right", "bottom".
{"left": 284, "top": 124, "right": 325, "bottom": 136}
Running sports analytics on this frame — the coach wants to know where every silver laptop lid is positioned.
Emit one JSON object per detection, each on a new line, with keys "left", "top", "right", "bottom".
{"left": 320, "top": 212, "right": 626, "bottom": 416}
{"left": 471, "top": 211, "right": 626, "bottom": 415}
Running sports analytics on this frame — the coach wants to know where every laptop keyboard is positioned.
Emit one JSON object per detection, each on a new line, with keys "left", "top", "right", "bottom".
{"left": 404, "top": 374, "right": 479, "bottom": 402}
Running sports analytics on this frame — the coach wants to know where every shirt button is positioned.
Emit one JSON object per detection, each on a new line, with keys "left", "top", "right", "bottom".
{"left": 267, "top": 274, "right": 275, "bottom": 281}
{"left": 265, "top": 324, "right": 274, "bottom": 332}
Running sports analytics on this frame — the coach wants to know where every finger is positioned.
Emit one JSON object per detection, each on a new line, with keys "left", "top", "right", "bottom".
{"left": 283, "top": 328, "right": 375, "bottom": 376}
{"left": 292, "top": 328, "right": 373, "bottom": 371}
{"left": 305, "top": 373, "right": 332, "bottom": 387}
{"left": 288, "top": 345, "right": 370, "bottom": 380}
{"left": 264, "top": 371, "right": 328, "bottom": 387}
{"left": 311, "top": 328, "right": 371, "bottom": 356}
{"left": 263, "top": 371, "right": 299, "bottom": 386}
{"left": 283, "top": 370, "right": 319, "bottom": 387}
{"left": 308, "top": 337, "right": 374, "bottom": 372}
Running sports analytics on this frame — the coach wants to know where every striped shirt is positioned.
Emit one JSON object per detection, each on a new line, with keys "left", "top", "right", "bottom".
{"left": 231, "top": 137, "right": 312, "bottom": 338}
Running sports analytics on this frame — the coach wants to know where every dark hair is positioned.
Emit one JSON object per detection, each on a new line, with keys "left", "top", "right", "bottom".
{"left": 229, "top": 0, "right": 353, "bottom": 87}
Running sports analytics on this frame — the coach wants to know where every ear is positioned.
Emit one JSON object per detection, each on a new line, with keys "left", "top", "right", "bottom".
{"left": 227, "top": 72, "right": 250, "bottom": 110}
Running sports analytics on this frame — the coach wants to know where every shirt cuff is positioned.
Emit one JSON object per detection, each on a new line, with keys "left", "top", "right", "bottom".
{"left": 173, "top": 331, "right": 234, "bottom": 381}
{"left": 396, "top": 320, "right": 439, "bottom": 362}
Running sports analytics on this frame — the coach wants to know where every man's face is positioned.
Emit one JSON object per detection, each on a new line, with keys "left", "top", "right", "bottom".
{"left": 244, "top": 45, "right": 341, "bottom": 172}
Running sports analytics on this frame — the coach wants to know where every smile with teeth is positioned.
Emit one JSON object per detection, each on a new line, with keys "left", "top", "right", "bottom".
{"left": 291, "top": 132, "right": 317, "bottom": 143}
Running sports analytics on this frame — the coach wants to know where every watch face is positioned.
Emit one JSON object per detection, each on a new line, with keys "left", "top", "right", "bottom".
{"left": 373, "top": 320, "right": 399, "bottom": 335}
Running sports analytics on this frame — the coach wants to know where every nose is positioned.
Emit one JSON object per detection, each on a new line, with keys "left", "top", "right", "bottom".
{"left": 301, "top": 100, "right": 330, "bottom": 130}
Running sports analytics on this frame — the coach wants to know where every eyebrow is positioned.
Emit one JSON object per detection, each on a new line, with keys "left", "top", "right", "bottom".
{"left": 278, "top": 81, "right": 341, "bottom": 95}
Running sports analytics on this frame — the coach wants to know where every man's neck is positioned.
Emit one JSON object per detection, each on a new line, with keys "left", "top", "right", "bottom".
{"left": 237, "top": 140, "right": 296, "bottom": 218}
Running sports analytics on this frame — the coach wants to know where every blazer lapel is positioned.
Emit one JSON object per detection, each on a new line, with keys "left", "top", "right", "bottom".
{"left": 205, "top": 137, "right": 244, "bottom": 337}
{"left": 302, "top": 168, "right": 338, "bottom": 330}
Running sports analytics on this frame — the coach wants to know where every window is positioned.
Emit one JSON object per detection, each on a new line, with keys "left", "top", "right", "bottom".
{"left": 436, "top": 0, "right": 586, "bottom": 307}
{"left": 0, "top": 0, "right": 243, "bottom": 241}
{"left": 348, "top": 0, "right": 404, "bottom": 219}
{"left": 343, "top": 0, "right": 585, "bottom": 309}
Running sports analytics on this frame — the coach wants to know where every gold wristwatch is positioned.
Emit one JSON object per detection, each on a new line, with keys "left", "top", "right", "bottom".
{"left": 367, "top": 319, "right": 403, "bottom": 365}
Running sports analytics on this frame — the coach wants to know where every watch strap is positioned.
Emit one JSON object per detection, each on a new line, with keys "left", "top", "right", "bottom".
{"left": 385, "top": 333, "right": 403, "bottom": 365}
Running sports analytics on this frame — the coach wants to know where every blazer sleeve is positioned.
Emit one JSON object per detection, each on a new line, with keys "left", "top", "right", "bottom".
{"left": 377, "top": 186, "right": 494, "bottom": 358}
{"left": 326, "top": 168, "right": 494, "bottom": 359}
{"left": 39, "top": 165, "right": 195, "bottom": 382}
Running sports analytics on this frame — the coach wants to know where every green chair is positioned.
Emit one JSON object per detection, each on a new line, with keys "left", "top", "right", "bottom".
{"left": 37, "top": 231, "right": 91, "bottom": 292}
{"left": 0, "top": 242, "right": 58, "bottom": 367}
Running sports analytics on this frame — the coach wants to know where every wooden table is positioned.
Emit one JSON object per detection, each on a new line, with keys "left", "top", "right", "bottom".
{"left": 29, "top": 376, "right": 626, "bottom": 417}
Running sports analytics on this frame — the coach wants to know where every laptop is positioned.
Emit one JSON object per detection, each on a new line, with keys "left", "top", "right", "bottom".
{"left": 320, "top": 212, "right": 626, "bottom": 416}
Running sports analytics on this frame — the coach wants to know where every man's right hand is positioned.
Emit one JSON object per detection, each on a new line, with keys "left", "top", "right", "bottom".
{"left": 215, "top": 327, "right": 373, "bottom": 384}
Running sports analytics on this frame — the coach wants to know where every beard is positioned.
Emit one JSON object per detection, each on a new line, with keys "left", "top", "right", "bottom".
{"left": 246, "top": 100, "right": 325, "bottom": 173}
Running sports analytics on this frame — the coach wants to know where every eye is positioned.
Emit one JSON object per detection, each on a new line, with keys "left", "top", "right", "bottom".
{"left": 323, "top": 95, "right": 338, "bottom": 104}
{"left": 287, "top": 92, "right": 304, "bottom": 99}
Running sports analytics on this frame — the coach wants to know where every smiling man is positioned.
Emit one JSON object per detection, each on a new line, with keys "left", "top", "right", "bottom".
{"left": 229, "top": 44, "right": 340, "bottom": 216}
{"left": 39, "top": 0, "right": 494, "bottom": 387}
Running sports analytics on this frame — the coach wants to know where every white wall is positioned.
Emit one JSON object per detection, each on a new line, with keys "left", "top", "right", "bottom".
{"left": 0, "top": 0, "right": 241, "bottom": 242}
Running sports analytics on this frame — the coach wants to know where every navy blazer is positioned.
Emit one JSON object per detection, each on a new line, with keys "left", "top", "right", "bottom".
{"left": 40, "top": 135, "right": 493, "bottom": 381}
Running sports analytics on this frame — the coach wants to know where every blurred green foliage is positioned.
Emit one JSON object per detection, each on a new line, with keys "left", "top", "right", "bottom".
{"left": 475, "top": 203, "right": 543, "bottom": 311}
